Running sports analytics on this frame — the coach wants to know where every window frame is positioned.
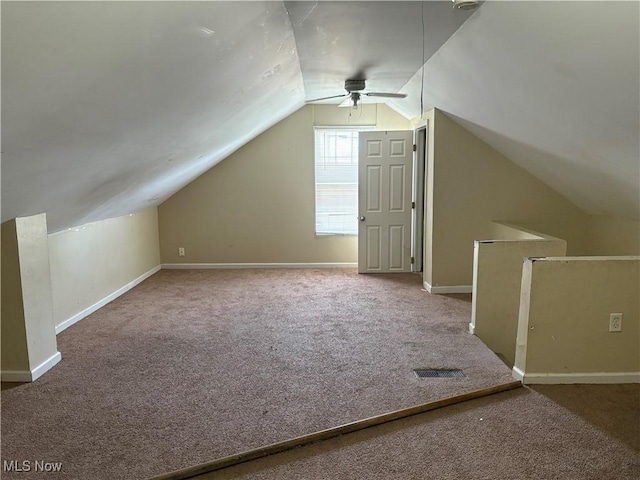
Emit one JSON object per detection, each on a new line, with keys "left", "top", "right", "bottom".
{"left": 313, "top": 126, "right": 375, "bottom": 236}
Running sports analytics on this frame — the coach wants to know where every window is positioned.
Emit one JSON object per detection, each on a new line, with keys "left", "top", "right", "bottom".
{"left": 314, "top": 127, "right": 374, "bottom": 235}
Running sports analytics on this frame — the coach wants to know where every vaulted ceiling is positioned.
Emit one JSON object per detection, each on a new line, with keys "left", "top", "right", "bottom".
{"left": 387, "top": 0, "right": 640, "bottom": 220}
{"left": 2, "top": 1, "right": 638, "bottom": 232}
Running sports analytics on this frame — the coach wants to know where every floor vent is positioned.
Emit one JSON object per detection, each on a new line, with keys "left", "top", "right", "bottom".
{"left": 413, "top": 369, "right": 465, "bottom": 379}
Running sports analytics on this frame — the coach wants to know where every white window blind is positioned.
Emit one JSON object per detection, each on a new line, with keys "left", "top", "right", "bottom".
{"left": 314, "top": 127, "right": 374, "bottom": 235}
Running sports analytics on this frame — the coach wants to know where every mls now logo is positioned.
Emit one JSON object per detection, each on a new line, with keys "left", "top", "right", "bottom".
{"left": 3, "top": 460, "right": 63, "bottom": 473}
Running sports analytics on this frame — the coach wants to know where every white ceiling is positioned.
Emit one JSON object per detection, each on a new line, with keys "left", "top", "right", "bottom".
{"left": 1, "top": 1, "right": 639, "bottom": 232}
{"left": 388, "top": 0, "right": 640, "bottom": 220}
{"left": 286, "top": 1, "right": 474, "bottom": 100}
{"left": 2, "top": 1, "right": 306, "bottom": 231}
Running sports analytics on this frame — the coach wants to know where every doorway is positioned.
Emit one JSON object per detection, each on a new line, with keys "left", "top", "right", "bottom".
{"left": 357, "top": 130, "right": 413, "bottom": 273}
{"left": 412, "top": 126, "right": 427, "bottom": 273}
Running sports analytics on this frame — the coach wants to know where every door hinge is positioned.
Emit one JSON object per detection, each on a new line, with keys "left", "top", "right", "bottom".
{"left": 412, "top": 144, "right": 417, "bottom": 152}
{"left": 411, "top": 256, "right": 415, "bottom": 264}
{"left": 411, "top": 201, "right": 415, "bottom": 209}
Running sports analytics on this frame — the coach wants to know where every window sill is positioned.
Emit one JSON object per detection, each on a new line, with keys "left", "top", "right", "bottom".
{"left": 315, "top": 233, "right": 357, "bottom": 237}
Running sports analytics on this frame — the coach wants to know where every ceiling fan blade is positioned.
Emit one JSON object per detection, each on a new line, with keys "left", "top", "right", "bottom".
{"left": 338, "top": 96, "right": 353, "bottom": 108}
{"left": 306, "top": 93, "right": 349, "bottom": 103}
{"left": 363, "top": 92, "right": 408, "bottom": 98}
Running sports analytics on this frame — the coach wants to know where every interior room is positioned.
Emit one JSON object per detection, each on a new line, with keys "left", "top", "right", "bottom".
{"left": 1, "top": 1, "right": 638, "bottom": 479}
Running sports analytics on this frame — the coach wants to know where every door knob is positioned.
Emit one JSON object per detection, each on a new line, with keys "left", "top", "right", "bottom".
{"left": 359, "top": 216, "right": 366, "bottom": 222}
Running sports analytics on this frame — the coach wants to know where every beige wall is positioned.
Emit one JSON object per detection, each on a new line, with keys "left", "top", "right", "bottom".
{"left": 49, "top": 208, "right": 160, "bottom": 329}
{"left": 515, "top": 256, "right": 640, "bottom": 382}
{"left": 158, "top": 104, "right": 411, "bottom": 264}
{"left": 159, "top": 101, "right": 635, "bottom": 277}
{"left": 1, "top": 214, "right": 59, "bottom": 377}
{"left": 421, "top": 111, "right": 435, "bottom": 287}
{"left": 422, "top": 109, "right": 590, "bottom": 288}
{"left": 1, "top": 219, "right": 30, "bottom": 372}
{"left": 489, "top": 222, "right": 545, "bottom": 241}
{"left": 471, "top": 228, "right": 567, "bottom": 367}
{"left": 587, "top": 215, "right": 640, "bottom": 255}
{"left": 18, "top": 215, "right": 59, "bottom": 369}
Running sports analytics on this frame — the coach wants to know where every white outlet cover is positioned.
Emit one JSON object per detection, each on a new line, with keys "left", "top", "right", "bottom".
{"left": 609, "top": 313, "right": 623, "bottom": 332}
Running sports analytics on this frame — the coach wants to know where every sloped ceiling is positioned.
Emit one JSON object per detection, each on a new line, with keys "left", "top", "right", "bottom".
{"left": 1, "top": 1, "right": 306, "bottom": 231}
{"left": 1, "top": 1, "right": 473, "bottom": 232}
{"left": 2, "top": 1, "right": 638, "bottom": 233}
{"left": 389, "top": 0, "right": 640, "bottom": 220}
{"left": 287, "top": 1, "right": 473, "bottom": 101}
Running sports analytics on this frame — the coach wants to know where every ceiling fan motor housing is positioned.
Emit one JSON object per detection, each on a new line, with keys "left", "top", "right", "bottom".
{"left": 452, "top": 0, "right": 480, "bottom": 10}
{"left": 345, "top": 79, "right": 366, "bottom": 92}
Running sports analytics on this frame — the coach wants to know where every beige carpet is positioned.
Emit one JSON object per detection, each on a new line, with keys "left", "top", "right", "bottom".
{"left": 195, "top": 384, "right": 640, "bottom": 480}
{"left": 2, "top": 269, "right": 515, "bottom": 479}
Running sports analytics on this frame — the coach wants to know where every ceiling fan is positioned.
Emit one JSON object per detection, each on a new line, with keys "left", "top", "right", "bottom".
{"left": 307, "top": 79, "right": 407, "bottom": 109}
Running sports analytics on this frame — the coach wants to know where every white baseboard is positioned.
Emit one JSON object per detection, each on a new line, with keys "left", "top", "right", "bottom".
{"left": 468, "top": 323, "right": 475, "bottom": 335}
{"left": 423, "top": 281, "right": 473, "bottom": 294}
{"left": 512, "top": 366, "right": 525, "bottom": 382}
{"left": 1, "top": 351, "right": 62, "bottom": 382}
{"left": 512, "top": 367, "right": 640, "bottom": 384}
{"left": 55, "top": 265, "right": 161, "bottom": 334}
{"left": 161, "top": 263, "right": 358, "bottom": 269}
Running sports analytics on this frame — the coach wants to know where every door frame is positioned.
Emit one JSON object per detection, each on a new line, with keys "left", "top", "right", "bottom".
{"left": 412, "top": 126, "right": 427, "bottom": 273}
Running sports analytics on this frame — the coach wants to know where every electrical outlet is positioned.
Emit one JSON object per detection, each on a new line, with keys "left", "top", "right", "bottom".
{"left": 178, "top": 247, "right": 185, "bottom": 257}
{"left": 609, "top": 313, "right": 622, "bottom": 332}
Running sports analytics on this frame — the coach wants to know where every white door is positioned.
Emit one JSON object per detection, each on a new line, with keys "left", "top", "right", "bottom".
{"left": 358, "top": 130, "right": 413, "bottom": 273}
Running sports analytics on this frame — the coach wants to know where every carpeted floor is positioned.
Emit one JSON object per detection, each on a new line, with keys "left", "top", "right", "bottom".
{"left": 2, "top": 269, "right": 514, "bottom": 479}
{"left": 195, "top": 384, "right": 640, "bottom": 480}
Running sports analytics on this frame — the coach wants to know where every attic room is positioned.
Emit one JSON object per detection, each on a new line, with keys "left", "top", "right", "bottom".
{"left": 1, "top": 1, "right": 639, "bottom": 479}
